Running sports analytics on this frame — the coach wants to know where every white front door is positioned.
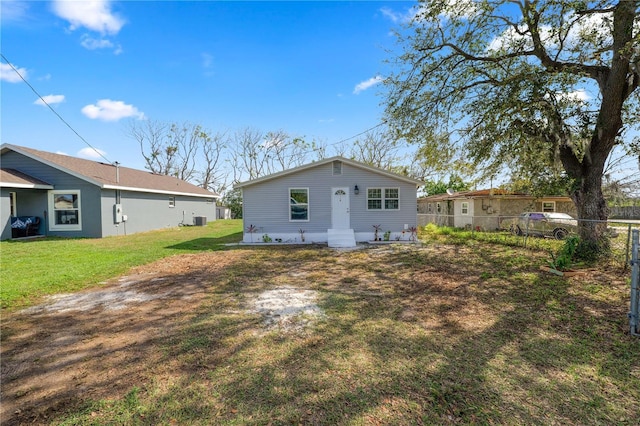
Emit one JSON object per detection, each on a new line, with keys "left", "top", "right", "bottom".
{"left": 331, "top": 187, "right": 350, "bottom": 229}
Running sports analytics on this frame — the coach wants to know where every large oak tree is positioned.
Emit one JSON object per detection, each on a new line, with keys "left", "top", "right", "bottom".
{"left": 384, "top": 0, "right": 639, "bottom": 257}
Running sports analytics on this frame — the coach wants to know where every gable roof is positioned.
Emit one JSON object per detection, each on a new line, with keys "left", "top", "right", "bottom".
{"left": 235, "top": 156, "right": 423, "bottom": 188}
{"left": 419, "top": 189, "right": 572, "bottom": 202}
{"left": 0, "top": 144, "right": 218, "bottom": 198}
{"left": 0, "top": 168, "right": 54, "bottom": 189}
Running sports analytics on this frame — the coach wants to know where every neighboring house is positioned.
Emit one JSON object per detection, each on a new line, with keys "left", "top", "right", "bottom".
{"left": 236, "top": 156, "right": 422, "bottom": 247}
{"left": 418, "top": 189, "right": 576, "bottom": 230}
{"left": 0, "top": 144, "right": 218, "bottom": 240}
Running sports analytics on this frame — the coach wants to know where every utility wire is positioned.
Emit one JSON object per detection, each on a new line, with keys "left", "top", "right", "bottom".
{"left": 2, "top": 52, "right": 392, "bottom": 168}
{"left": 1, "top": 53, "right": 114, "bottom": 165}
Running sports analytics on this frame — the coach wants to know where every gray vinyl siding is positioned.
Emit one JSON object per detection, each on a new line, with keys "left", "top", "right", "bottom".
{"left": 100, "top": 190, "right": 216, "bottom": 237}
{"left": 1, "top": 189, "right": 13, "bottom": 240}
{"left": 242, "top": 162, "right": 417, "bottom": 234}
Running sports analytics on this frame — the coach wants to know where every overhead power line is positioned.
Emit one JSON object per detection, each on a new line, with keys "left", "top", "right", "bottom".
{"left": 1, "top": 53, "right": 113, "bottom": 165}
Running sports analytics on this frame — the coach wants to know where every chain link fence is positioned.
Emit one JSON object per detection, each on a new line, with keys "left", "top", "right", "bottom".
{"left": 630, "top": 229, "right": 639, "bottom": 336}
{"left": 418, "top": 213, "right": 640, "bottom": 269}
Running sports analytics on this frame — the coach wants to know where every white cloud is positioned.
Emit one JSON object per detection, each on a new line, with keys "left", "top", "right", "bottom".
{"left": 353, "top": 75, "right": 383, "bottom": 94}
{"left": 34, "top": 94, "right": 65, "bottom": 106}
{"left": 80, "top": 34, "right": 114, "bottom": 50}
{"left": 0, "top": 62, "right": 27, "bottom": 83}
{"left": 379, "top": 6, "right": 417, "bottom": 24}
{"left": 77, "top": 147, "right": 107, "bottom": 160}
{"left": 81, "top": 99, "right": 145, "bottom": 121}
{"left": 562, "top": 89, "right": 590, "bottom": 102}
{"left": 52, "top": 0, "right": 125, "bottom": 35}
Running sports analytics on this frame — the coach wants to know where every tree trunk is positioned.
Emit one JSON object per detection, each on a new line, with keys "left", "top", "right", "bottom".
{"left": 568, "top": 135, "right": 613, "bottom": 260}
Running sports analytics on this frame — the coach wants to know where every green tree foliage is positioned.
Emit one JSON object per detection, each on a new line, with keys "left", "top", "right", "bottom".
{"left": 220, "top": 187, "right": 243, "bottom": 219}
{"left": 423, "top": 175, "right": 470, "bottom": 196}
{"left": 384, "top": 0, "right": 640, "bottom": 258}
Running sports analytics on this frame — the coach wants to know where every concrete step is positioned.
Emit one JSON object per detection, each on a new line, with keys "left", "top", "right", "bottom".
{"left": 327, "top": 228, "right": 356, "bottom": 248}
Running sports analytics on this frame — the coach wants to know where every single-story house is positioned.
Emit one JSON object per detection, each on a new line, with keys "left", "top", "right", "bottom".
{"left": 235, "top": 156, "right": 423, "bottom": 247}
{"left": 1, "top": 144, "right": 218, "bottom": 240}
{"left": 417, "top": 189, "right": 576, "bottom": 230}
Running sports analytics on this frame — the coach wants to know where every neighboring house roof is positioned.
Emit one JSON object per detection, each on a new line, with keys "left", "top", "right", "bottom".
{"left": 235, "top": 156, "right": 423, "bottom": 188}
{"left": 0, "top": 144, "right": 218, "bottom": 198}
{"left": 0, "top": 168, "right": 54, "bottom": 189}
{"left": 420, "top": 189, "right": 572, "bottom": 202}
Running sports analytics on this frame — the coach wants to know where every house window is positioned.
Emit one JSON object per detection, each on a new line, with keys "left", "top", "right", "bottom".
{"left": 9, "top": 192, "right": 17, "bottom": 216}
{"left": 48, "top": 190, "right": 81, "bottom": 231}
{"left": 290, "top": 188, "right": 309, "bottom": 221}
{"left": 427, "top": 203, "right": 432, "bottom": 213}
{"left": 461, "top": 202, "right": 469, "bottom": 215}
{"left": 437, "top": 202, "right": 442, "bottom": 213}
{"left": 333, "top": 161, "right": 342, "bottom": 175}
{"left": 367, "top": 188, "right": 400, "bottom": 210}
{"left": 542, "top": 201, "right": 556, "bottom": 212}
{"left": 169, "top": 196, "right": 175, "bottom": 208}
{"left": 206, "top": 198, "right": 214, "bottom": 204}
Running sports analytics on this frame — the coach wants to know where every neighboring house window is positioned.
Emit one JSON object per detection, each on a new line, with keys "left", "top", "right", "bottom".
{"left": 367, "top": 188, "right": 400, "bottom": 210}
{"left": 206, "top": 198, "right": 214, "bottom": 204}
{"left": 9, "top": 192, "right": 17, "bottom": 216}
{"left": 427, "top": 203, "right": 432, "bottom": 213}
{"left": 48, "top": 190, "right": 81, "bottom": 231}
{"left": 542, "top": 201, "right": 555, "bottom": 212}
{"left": 461, "top": 202, "right": 469, "bottom": 215}
{"left": 169, "top": 196, "right": 175, "bottom": 208}
{"left": 437, "top": 202, "right": 442, "bottom": 213}
{"left": 290, "top": 188, "right": 309, "bottom": 221}
{"left": 333, "top": 161, "right": 342, "bottom": 175}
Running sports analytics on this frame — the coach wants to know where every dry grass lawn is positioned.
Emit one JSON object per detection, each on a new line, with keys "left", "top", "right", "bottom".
{"left": 1, "top": 241, "right": 638, "bottom": 425}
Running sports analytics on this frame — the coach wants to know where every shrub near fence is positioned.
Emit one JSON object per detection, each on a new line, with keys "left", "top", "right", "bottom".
{"left": 417, "top": 213, "right": 640, "bottom": 268}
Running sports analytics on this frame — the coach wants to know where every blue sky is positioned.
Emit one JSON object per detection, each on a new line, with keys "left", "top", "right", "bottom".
{"left": 1, "top": 0, "right": 415, "bottom": 172}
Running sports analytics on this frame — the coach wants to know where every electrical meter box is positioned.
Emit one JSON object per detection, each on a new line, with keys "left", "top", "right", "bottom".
{"left": 114, "top": 204, "right": 123, "bottom": 223}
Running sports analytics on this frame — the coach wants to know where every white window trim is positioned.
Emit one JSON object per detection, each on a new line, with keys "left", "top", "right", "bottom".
{"left": 436, "top": 202, "right": 442, "bottom": 214}
{"left": 366, "top": 187, "right": 400, "bottom": 211}
{"left": 461, "top": 202, "right": 469, "bottom": 215}
{"left": 542, "top": 201, "right": 556, "bottom": 212}
{"left": 289, "top": 187, "right": 310, "bottom": 222}
{"left": 48, "top": 190, "right": 82, "bottom": 231}
{"left": 169, "top": 196, "right": 176, "bottom": 208}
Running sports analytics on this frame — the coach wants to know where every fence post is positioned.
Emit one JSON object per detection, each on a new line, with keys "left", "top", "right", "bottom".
{"left": 625, "top": 223, "right": 632, "bottom": 270}
{"left": 630, "top": 229, "right": 639, "bottom": 336}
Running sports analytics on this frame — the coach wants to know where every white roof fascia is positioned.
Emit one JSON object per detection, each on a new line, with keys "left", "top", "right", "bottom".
{"left": 0, "top": 182, "right": 54, "bottom": 189}
{"left": 102, "top": 184, "right": 218, "bottom": 198}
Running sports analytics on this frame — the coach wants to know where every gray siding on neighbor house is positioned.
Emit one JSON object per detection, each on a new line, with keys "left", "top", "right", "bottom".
{"left": 242, "top": 162, "right": 417, "bottom": 234}
{"left": 2, "top": 150, "right": 217, "bottom": 240}
{"left": 1, "top": 189, "right": 13, "bottom": 240}
{"left": 100, "top": 190, "right": 217, "bottom": 237}
{"left": 1, "top": 151, "right": 104, "bottom": 238}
